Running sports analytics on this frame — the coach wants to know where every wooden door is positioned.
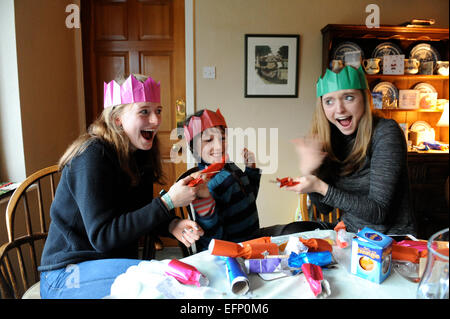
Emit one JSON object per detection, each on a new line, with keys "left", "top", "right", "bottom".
{"left": 81, "top": 0, "right": 187, "bottom": 245}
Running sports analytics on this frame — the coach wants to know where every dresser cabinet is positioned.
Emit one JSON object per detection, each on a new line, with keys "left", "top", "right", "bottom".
{"left": 408, "top": 152, "right": 449, "bottom": 238}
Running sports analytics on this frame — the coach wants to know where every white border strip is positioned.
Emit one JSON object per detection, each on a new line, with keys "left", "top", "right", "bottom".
{"left": 185, "top": 0, "right": 195, "bottom": 168}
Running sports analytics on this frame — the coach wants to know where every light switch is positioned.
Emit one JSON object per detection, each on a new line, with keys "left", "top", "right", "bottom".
{"left": 203, "top": 66, "right": 216, "bottom": 79}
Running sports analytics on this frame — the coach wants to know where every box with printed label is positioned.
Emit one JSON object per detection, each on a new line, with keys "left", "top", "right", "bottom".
{"left": 351, "top": 227, "right": 393, "bottom": 284}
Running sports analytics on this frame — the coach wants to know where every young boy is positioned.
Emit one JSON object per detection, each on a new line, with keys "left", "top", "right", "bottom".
{"left": 184, "top": 109, "right": 261, "bottom": 251}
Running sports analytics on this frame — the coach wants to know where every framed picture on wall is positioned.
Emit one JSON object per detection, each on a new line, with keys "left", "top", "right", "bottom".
{"left": 245, "top": 34, "right": 299, "bottom": 98}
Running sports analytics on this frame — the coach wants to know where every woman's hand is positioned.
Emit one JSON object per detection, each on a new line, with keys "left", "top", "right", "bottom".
{"left": 168, "top": 219, "right": 204, "bottom": 248}
{"left": 242, "top": 148, "right": 256, "bottom": 169}
{"left": 165, "top": 176, "right": 197, "bottom": 208}
{"left": 283, "top": 175, "right": 329, "bottom": 196}
{"left": 291, "top": 137, "right": 327, "bottom": 176}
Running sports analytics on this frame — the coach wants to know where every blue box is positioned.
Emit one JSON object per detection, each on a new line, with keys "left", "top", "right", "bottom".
{"left": 351, "top": 227, "right": 393, "bottom": 284}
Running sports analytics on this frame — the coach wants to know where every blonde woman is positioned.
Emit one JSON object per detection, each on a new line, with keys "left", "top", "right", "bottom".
{"left": 39, "top": 74, "right": 203, "bottom": 299}
{"left": 283, "top": 66, "right": 416, "bottom": 236}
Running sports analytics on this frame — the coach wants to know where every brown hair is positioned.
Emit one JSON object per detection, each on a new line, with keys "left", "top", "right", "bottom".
{"left": 310, "top": 89, "right": 374, "bottom": 176}
{"left": 59, "top": 74, "right": 163, "bottom": 185}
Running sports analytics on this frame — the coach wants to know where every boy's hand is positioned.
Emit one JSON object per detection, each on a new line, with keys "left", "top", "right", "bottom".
{"left": 196, "top": 182, "right": 211, "bottom": 198}
{"left": 242, "top": 148, "right": 256, "bottom": 168}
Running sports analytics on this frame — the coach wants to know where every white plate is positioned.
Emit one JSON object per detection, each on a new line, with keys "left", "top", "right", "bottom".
{"left": 372, "top": 42, "right": 403, "bottom": 58}
{"left": 409, "top": 43, "right": 440, "bottom": 64}
{"left": 410, "top": 120, "right": 432, "bottom": 132}
{"left": 332, "top": 41, "right": 364, "bottom": 61}
{"left": 373, "top": 82, "right": 399, "bottom": 101}
{"left": 413, "top": 82, "right": 437, "bottom": 93}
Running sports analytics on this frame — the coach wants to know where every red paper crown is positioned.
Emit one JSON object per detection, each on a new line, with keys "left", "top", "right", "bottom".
{"left": 183, "top": 109, "right": 227, "bottom": 142}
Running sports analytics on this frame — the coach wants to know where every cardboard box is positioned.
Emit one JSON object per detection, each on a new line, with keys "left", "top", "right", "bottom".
{"left": 351, "top": 227, "right": 393, "bottom": 284}
{"left": 419, "top": 92, "right": 438, "bottom": 109}
{"left": 383, "top": 55, "right": 405, "bottom": 75}
{"left": 399, "top": 90, "right": 420, "bottom": 109}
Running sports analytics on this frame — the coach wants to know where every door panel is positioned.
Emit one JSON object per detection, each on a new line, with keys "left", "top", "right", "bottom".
{"left": 137, "top": 1, "right": 173, "bottom": 40}
{"left": 95, "top": 53, "right": 129, "bottom": 109}
{"left": 94, "top": 1, "right": 128, "bottom": 41}
{"left": 82, "top": 0, "right": 186, "bottom": 246}
{"left": 140, "top": 53, "right": 172, "bottom": 132}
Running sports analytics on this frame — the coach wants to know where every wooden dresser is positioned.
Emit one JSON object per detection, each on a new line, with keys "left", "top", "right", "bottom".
{"left": 321, "top": 24, "right": 449, "bottom": 239}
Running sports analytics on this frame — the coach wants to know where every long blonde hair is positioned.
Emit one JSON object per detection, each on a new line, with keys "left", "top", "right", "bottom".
{"left": 310, "top": 89, "right": 374, "bottom": 176}
{"left": 59, "top": 74, "right": 163, "bottom": 185}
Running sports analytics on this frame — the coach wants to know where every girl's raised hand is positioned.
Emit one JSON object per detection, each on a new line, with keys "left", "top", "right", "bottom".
{"left": 291, "top": 137, "right": 327, "bottom": 176}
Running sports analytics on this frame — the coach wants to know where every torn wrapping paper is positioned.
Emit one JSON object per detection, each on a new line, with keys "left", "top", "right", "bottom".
{"left": 275, "top": 177, "right": 300, "bottom": 187}
{"left": 244, "top": 258, "right": 289, "bottom": 273}
{"left": 165, "top": 259, "right": 209, "bottom": 287}
{"left": 391, "top": 240, "right": 428, "bottom": 282}
{"left": 288, "top": 251, "right": 334, "bottom": 272}
{"left": 209, "top": 238, "right": 279, "bottom": 259}
{"left": 187, "top": 160, "right": 226, "bottom": 187}
{"left": 299, "top": 237, "right": 333, "bottom": 252}
{"left": 284, "top": 236, "right": 309, "bottom": 255}
{"left": 301, "top": 263, "right": 331, "bottom": 298}
{"left": 334, "top": 221, "right": 351, "bottom": 248}
{"left": 221, "top": 257, "right": 250, "bottom": 295}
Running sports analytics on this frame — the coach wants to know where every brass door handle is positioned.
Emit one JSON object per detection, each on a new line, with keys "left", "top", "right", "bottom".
{"left": 176, "top": 99, "right": 186, "bottom": 127}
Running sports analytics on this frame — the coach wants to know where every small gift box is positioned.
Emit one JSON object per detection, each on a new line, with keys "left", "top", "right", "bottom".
{"left": 383, "top": 55, "right": 405, "bottom": 75}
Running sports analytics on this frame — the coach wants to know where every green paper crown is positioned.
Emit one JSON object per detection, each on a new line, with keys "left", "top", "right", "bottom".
{"left": 316, "top": 65, "right": 368, "bottom": 97}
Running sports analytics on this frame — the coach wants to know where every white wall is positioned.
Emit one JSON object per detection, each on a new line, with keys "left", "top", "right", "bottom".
{"left": 194, "top": 0, "right": 449, "bottom": 227}
{"left": 14, "top": 0, "right": 85, "bottom": 176}
{"left": 0, "top": 0, "right": 85, "bottom": 182}
{"left": 0, "top": 0, "right": 26, "bottom": 182}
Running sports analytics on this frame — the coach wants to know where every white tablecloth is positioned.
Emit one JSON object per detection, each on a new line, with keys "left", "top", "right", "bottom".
{"left": 109, "top": 230, "right": 418, "bottom": 299}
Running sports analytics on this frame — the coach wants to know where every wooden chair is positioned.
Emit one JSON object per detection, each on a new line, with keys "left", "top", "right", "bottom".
{"left": 298, "top": 193, "right": 341, "bottom": 224}
{"left": 0, "top": 165, "right": 60, "bottom": 299}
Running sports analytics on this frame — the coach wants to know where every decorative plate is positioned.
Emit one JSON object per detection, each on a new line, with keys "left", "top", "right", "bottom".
{"left": 410, "top": 120, "right": 432, "bottom": 132}
{"left": 372, "top": 42, "right": 403, "bottom": 58}
{"left": 331, "top": 41, "right": 364, "bottom": 61}
{"left": 409, "top": 43, "right": 440, "bottom": 64}
{"left": 413, "top": 82, "right": 437, "bottom": 93}
{"left": 373, "top": 82, "right": 399, "bottom": 101}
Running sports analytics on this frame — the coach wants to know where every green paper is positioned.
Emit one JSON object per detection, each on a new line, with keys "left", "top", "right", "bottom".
{"left": 316, "top": 65, "right": 368, "bottom": 97}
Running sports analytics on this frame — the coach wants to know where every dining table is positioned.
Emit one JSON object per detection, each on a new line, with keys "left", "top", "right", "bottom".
{"left": 108, "top": 229, "right": 419, "bottom": 299}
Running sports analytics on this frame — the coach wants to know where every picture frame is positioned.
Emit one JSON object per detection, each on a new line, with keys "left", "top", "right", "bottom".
{"left": 245, "top": 34, "right": 299, "bottom": 98}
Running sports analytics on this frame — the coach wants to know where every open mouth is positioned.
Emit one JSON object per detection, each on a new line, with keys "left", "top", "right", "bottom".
{"left": 141, "top": 130, "right": 155, "bottom": 140}
{"left": 336, "top": 116, "right": 352, "bottom": 128}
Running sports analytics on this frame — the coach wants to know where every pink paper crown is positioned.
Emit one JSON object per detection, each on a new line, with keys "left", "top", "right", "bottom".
{"left": 184, "top": 109, "right": 227, "bottom": 142}
{"left": 103, "top": 74, "right": 161, "bottom": 108}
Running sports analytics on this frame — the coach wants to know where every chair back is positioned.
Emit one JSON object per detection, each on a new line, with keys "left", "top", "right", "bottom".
{"left": 0, "top": 165, "right": 60, "bottom": 298}
{"left": 175, "top": 166, "right": 199, "bottom": 256}
{"left": 298, "top": 193, "right": 341, "bottom": 224}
